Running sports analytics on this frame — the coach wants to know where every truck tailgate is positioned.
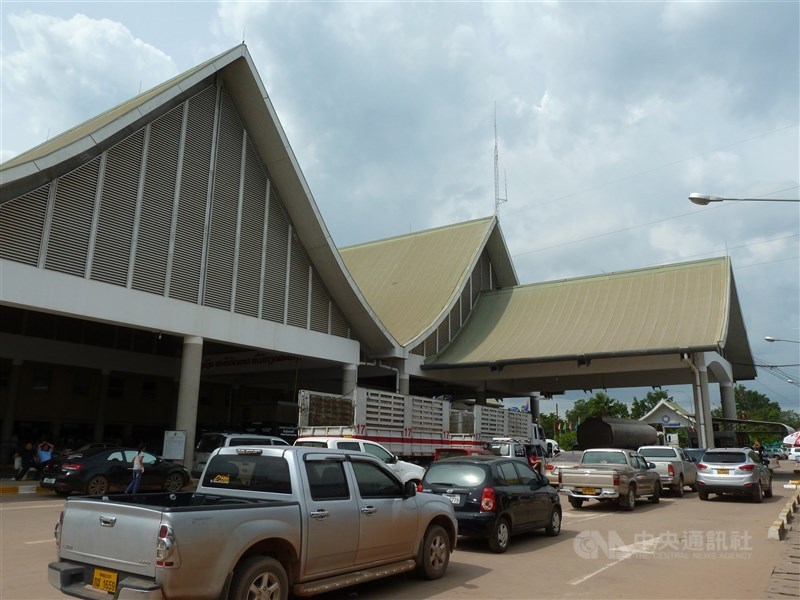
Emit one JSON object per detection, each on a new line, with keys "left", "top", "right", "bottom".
{"left": 59, "top": 499, "right": 162, "bottom": 578}
{"left": 561, "top": 468, "right": 617, "bottom": 488}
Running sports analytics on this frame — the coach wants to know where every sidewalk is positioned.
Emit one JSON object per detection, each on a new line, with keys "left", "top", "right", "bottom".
{"left": 0, "top": 465, "right": 48, "bottom": 495}
{"left": 765, "top": 461, "right": 800, "bottom": 598}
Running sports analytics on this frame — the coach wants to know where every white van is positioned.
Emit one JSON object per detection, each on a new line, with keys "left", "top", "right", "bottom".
{"left": 192, "top": 432, "right": 289, "bottom": 477}
{"left": 293, "top": 436, "right": 426, "bottom": 484}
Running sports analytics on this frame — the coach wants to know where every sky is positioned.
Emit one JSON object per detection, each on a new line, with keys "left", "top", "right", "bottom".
{"left": 1, "top": 1, "right": 798, "bottom": 415}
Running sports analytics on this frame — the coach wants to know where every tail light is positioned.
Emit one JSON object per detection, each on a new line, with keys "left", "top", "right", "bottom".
{"left": 545, "top": 464, "right": 555, "bottom": 471}
{"left": 613, "top": 473, "right": 620, "bottom": 487}
{"left": 697, "top": 463, "right": 708, "bottom": 470}
{"left": 667, "top": 464, "right": 675, "bottom": 477}
{"left": 417, "top": 482, "right": 423, "bottom": 492}
{"left": 739, "top": 464, "right": 755, "bottom": 471}
{"left": 54, "top": 510, "right": 64, "bottom": 549}
{"left": 156, "top": 524, "right": 180, "bottom": 567}
{"left": 480, "top": 487, "right": 496, "bottom": 512}
{"left": 62, "top": 463, "right": 82, "bottom": 471}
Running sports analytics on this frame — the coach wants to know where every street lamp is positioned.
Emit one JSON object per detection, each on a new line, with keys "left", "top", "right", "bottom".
{"left": 764, "top": 336, "right": 800, "bottom": 344}
{"left": 689, "top": 193, "right": 800, "bottom": 205}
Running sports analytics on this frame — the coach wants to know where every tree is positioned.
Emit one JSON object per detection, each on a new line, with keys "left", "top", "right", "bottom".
{"left": 631, "top": 390, "right": 668, "bottom": 419}
{"left": 566, "top": 392, "right": 629, "bottom": 424}
{"left": 733, "top": 385, "right": 782, "bottom": 422}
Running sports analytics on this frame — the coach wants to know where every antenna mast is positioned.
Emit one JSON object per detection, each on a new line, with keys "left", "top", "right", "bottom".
{"left": 494, "top": 104, "right": 507, "bottom": 214}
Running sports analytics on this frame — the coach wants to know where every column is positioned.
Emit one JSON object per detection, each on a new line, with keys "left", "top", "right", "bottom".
{"left": 342, "top": 364, "right": 358, "bottom": 397}
{"left": 175, "top": 336, "right": 203, "bottom": 467}
{"left": 691, "top": 379, "right": 706, "bottom": 449}
{"left": 398, "top": 373, "right": 410, "bottom": 396}
{"left": 698, "top": 366, "right": 715, "bottom": 449}
{"left": 720, "top": 382, "right": 736, "bottom": 420}
{"left": 1, "top": 359, "right": 23, "bottom": 462}
{"left": 529, "top": 393, "right": 541, "bottom": 421}
{"left": 93, "top": 370, "right": 110, "bottom": 443}
{"left": 474, "top": 387, "right": 486, "bottom": 406}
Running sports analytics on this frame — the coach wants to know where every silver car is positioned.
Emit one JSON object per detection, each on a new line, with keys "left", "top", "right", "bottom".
{"left": 696, "top": 448, "right": 772, "bottom": 502}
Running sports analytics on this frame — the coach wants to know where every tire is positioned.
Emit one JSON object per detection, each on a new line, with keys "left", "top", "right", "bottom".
{"left": 487, "top": 517, "right": 511, "bottom": 553}
{"left": 228, "top": 556, "right": 288, "bottom": 600}
{"left": 698, "top": 489, "right": 709, "bottom": 501}
{"left": 545, "top": 507, "right": 562, "bottom": 537}
{"left": 651, "top": 482, "right": 661, "bottom": 504}
{"left": 86, "top": 475, "right": 109, "bottom": 495}
{"left": 568, "top": 497, "right": 584, "bottom": 509}
{"left": 164, "top": 472, "right": 185, "bottom": 492}
{"left": 416, "top": 524, "right": 450, "bottom": 580}
{"left": 764, "top": 476, "right": 773, "bottom": 499}
{"left": 619, "top": 486, "right": 636, "bottom": 511}
{"left": 751, "top": 481, "right": 763, "bottom": 503}
{"left": 673, "top": 476, "right": 684, "bottom": 497}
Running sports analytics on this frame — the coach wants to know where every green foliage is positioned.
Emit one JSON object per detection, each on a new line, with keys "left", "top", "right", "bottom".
{"left": 733, "top": 385, "right": 782, "bottom": 422}
{"left": 566, "top": 392, "right": 629, "bottom": 423}
{"left": 555, "top": 430, "right": 577, "bottom": 451}
{"left": 631, "top": 390, "right": 669, "bottom": 419}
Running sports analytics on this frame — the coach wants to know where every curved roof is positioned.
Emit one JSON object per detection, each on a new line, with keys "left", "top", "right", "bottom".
{"left": 340, "top": 216, "right": 517, "bottom": 346}
{"left": 0, "top": 45, "right": 400, "bottom": 357}
{"left": 427, "top": 257, "right": 755, "bottom": 381}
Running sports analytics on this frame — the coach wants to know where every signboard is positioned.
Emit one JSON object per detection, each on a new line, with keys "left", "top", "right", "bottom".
{"left": 162, "top": 430, "right": 186, "bottom": 461}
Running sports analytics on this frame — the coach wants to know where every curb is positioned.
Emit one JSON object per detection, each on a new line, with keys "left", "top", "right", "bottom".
{"left": 768, "top": 487, "right": 800, "bottom": 541}
{"left": 0, "top": 483, "right": 49, "bottom": 495}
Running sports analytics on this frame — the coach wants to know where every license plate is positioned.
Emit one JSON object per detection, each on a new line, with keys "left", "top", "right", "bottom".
{"left": 581, "top": 488, "right": 598, "bottom": 495}
{"left": 92, "top": 568, "right": 117, "bottom": 593}
{"left": 442, "top": 493, "right": 460, "bottom": 504}
{"left": 43, "top": 477, "right": 55, "bottom": 484}
{"left": 716, "top": 469, "right": 730, "bottom": 475}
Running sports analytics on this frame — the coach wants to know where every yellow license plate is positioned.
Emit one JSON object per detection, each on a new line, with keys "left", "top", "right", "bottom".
{"left": 716, "top": 469, "right": 730, "bottom": 475}
{"left": 92, "top": 568, "right": 117, "bottom": 593}
{"left": 581, "top": 487, "right": 598, "bottom": 495}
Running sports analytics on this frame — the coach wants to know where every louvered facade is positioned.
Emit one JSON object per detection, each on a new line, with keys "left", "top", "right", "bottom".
{"left": 0, "top": 83, "right": 351, "bottom": 339}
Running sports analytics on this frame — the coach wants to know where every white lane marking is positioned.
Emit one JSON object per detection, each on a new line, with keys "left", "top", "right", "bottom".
{"left": 562, "top": 512, "right": 611, "bottom": 523}
{"left": 569, "top": 537, "right": 661, "bottom": 586}
{"left": 25, "top": 539, "right": 56, "bottom": 545}
{"left": 0, "top": 501, "right": 64, "bottom": 511}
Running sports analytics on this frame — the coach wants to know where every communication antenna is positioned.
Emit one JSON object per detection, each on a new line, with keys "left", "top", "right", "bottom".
{"left": 494, "top": 104, "right": 508, "bottom": 214}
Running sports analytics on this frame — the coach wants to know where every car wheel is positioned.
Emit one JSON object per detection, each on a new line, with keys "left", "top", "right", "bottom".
{"left": 751, "top": 481, "right": 763, "bottom": 503}
{"left": 164, "top": 472, "right": 185, "bottom": 492}
{"left": 568, "top": 497, "right": 584, "bottom": 509}
{"left": 651, "top": 481, "right": 661, "bottom": 504}
{"left": 545, "top": 507, "right": 562, "bottom": 536}
{"left": 673, "top": 476, "right": 684, "bottom": 497}
{"left": 86, "top": 475, "right": 109, "bottom": 495}
{"left": 698, "top": 489, "right": 709, "bottom": 501}
{"left": 764, "top": 476, "right": 773, "bottom": 499}
{"left": 416, "top": 524, "right": 450, "bottom": 580}
{"left": 229, "top": 556, "right": 288, "bottom": 600}
{"left": 488, "top": 517, "right": 511, "bottom": 553}
{"left": 619, "top": 486, "right": 636, "bottom": 511}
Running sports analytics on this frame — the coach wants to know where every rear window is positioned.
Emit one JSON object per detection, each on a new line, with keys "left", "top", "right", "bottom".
{"left": 639, "top": 448, "right": 678, "bottom": 458}
{"left": 202, "top": 455, "right": 291, "bottom": 493}
{"left": 582, "top": 451, "right": 627, "bottom": 465}
{"left": 551, "top": 451, "right": 583, "bottom": 464}
{"left": 435, "top": 449, "right": 468, "bottom": 460}
{"left": 702, "top": 452, "right": 746, "bottom": 464}
{"left": 424, "top": 464, "right": 487, "bottom": 487}
{"left": 294, "top": 441, "right": 329, "bottom": 448}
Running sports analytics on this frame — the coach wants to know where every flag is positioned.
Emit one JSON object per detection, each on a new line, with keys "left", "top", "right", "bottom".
{"left": 568, "top": 422, "right": 573, "bottom": 431}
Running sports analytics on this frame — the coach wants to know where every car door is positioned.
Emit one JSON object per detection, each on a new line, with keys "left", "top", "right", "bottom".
{"left": 679, "top": 449, "right": 698, "bottom": 484}
{"left": 513, "top": 461, "right": 551, "bottom": 527}
{"left": 495, "top": 461, "right": 530, "bottom": 527}
{"left": 631, "top": 454, "right": 654, "bottom": 494}
{"left": 301, "top": 455, "right": 360, "bottom": 576}
{"left": 349, "top": 457, "right": 418, "bottom": 565}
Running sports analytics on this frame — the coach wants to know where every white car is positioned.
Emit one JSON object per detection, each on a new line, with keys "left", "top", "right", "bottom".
{"left": 294, "top": 436, "right": 426, "bottom": 484}
{"left": 788, "top": 447, "right": 800, "bottom": 463}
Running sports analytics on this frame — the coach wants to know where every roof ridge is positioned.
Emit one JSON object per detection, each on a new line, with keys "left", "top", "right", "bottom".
{"left": 340, "top": 215, "right": 495, "bottom": 251}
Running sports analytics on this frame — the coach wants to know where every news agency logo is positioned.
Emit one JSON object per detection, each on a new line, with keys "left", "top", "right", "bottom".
{"left": 574, "top": 530, "right": 753, "bottom": 560}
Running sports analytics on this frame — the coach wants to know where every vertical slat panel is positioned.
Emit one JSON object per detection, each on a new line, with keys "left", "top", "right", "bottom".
{"left": 133, "top": 104, "right": 183, "bottom": 295}
{"left": 263, "top": 186, "right": 288, "bottom": 323}
{"left": 203, "top": 91, "right": 241, "bottom": 311}
{"left": 330, "top": 304, "right": 350, "bottom": 338}
{"left": 310, "top": 271, "right": 329, "bottom": 333}
{"left": 480, "top": 250, "right": 491, "bottom": 291}
{"left": 0, "top": 184, "right": 50, "bottom": 265}
{"left": 46, "top": 158, "right": 100, "bottom": 277}
{"left": 235, "top": 138, "right": 266, "bottom": 318}
{"left": 91, "top": 131, "right": 144, "bottom": 286}
{"left": 287, "top": 229, "right": 309, "bottom": 328}
{"left": 169, "top": 85, "right": 216, "bottom": 303}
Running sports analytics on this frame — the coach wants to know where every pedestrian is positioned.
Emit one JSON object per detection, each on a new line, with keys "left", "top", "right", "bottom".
{"left": 125, "top": 444, "right": 146, "bottom": 494}
{"left": 12, "top": 442, "right": 37, "bottom": 480}
{"left": 36, "top": 439, "right": 55, "bottom": 470}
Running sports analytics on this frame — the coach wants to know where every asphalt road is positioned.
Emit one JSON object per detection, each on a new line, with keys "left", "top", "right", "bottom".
{"left": 1, "top": 464, "right": 794, "bottom": 600}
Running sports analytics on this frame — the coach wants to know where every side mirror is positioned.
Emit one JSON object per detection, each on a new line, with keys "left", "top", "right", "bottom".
{"left": 647, "top": 462, "right": 657, "bottom": 469}
{"left": 388, "top": 455, "right": 398, "bottom": 464}
{"left": 403, "top": 481, "right": 417, "bottom": 498}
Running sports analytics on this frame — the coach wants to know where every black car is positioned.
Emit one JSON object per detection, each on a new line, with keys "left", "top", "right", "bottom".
{"left": 419, "top": 455, "right": 562, "bottom": 553}
{"left": 40, "top": 447, "right": 189, "bottom": 496}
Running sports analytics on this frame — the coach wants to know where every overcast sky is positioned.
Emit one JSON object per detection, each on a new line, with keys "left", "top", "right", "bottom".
{"left": 2, "top": 1, "right": 798, "bottom": 414}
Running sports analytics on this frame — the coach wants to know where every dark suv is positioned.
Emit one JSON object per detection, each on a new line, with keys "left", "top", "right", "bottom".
{"left": 419, "top": 455, "right": 561, "bottom": 553}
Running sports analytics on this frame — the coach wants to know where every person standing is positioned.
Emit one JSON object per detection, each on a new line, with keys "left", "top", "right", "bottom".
{"left": 13, "top": 442, "right": 37, "bottom": 480}
{"left": 125, "top": 444, "right": 146, "bottom": 494}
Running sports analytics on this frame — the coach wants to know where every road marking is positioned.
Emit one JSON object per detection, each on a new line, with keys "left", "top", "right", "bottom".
{"left": 569, "top": 537, "right": 661, "bottom": 586}
{"left": 562, "top": 513, "right": 610, "bottom": 523}
{"left": 0, "top": 501, "right": 64, "bottom": 511}
{"left": 25, "top": 539, "right": 55, "bottom": 545}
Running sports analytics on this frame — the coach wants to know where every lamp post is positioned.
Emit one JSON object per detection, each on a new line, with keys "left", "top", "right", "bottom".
{"left": 689, "top": 193, "right": 800, "bottom": 205}
{"left": 764, "top": 336, "right": 800, "bottom": 344}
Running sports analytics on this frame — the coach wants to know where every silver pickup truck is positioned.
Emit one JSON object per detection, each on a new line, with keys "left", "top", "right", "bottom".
{"left": 637, "top": 445, "right": 698, "bottom": 497}
{"left": 48, "top": 446, "right": 457, "bottom": 600}
{"left": 558, "top": 448, "right": 662, "bottom": 511}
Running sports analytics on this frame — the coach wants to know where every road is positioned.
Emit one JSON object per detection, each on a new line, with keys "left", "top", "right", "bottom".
{"left": 1, "top": 464, "right": 793, "bottom": 600}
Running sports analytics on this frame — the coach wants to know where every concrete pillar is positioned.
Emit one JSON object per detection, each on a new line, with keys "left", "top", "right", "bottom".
{"left": 175, "top": 336, "right": 203, "bottom": 467}
{"left": 691, "top": 380, "right": 706, "bottom": 449}
{"left": 398, "top": 373, "right": 410, "bottom": 396}
{"left": 699, "top": 366, "right": 715, "bottom": 449}
{"left": 475, "top": 388, "right": 487, "bottom": 406}
{"left": 93, "top": 370, "right": 110, "bottom": 443}
{"left": 720, "top": 382, "right": 736, "bottom": 420}
{"left": 1, "top": 359, "right": 23, "bottom": 462}
{"left": 342, "top": 364, "right": 358, "bottom": 397}
{"left": 530, "top": 393, "right": 541, "bottom": 421}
